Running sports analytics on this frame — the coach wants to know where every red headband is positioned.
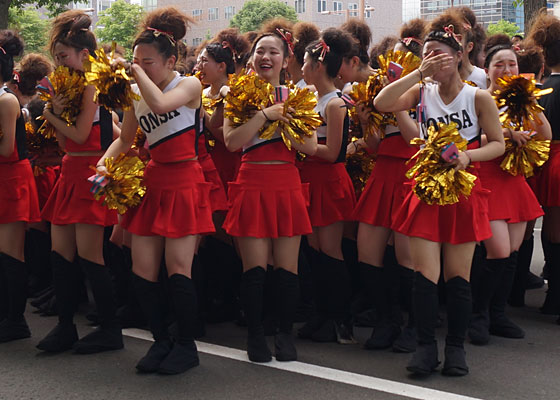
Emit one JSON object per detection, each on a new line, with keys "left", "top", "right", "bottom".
{"left": 312, "top": 40, "right": 330, "bottom": 62}
{"left": 401, "top": 37, "right": 423, "bottom": 47}
{"left": 443, "top": 25, "right": 461, "bottom": 47}
{"left": 222, "top": 40, "right": 239, "bottom": 61}
{"left": 275, "top": 28, "right": 295, "bottom": 56}
{"left": 12, "top": 70, "right": 20, "bottom": 83}
{"left": 147, "top": 27, "right": 176, "bottom": 46}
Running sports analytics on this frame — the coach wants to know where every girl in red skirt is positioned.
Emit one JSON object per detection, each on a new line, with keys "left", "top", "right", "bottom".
{"left": 527, "top": 13, "right": 560, "bottom": 321}
{"left": 375, "top": 11, "right": 505, "bottom": 376}
{"left": 0, "top": 30, "right": 40, "bottom": 342}
{"left": 469, "top": 35, "right": 550, "bottom": 346}
{"left": 223, "top": 26, "right": 317, "bottom": 363}
{"left": 297, "top": 28, "right": 356, "bottom": 344}
{"left": 97, "top": 8, "right": 214, "bottom": 374}
{"left": 352, "top": 19, "right": 425, "bottom": 353}
{"left": 37, "top": 10, "right": 122, "bottom": 354}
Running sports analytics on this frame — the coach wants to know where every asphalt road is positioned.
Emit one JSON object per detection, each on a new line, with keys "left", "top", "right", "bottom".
{"left": 1, "top": 228, "right": 558, "bottom": 400}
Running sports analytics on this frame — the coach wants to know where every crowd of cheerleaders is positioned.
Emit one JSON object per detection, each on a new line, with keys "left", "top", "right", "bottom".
{"left": 0, "top": 5, "right": 559, "bottom": 378}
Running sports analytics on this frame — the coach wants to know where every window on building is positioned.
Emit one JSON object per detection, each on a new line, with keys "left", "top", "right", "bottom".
{"left": 295, "top": 0, "right": 305, "bottom": 13}
{"left": 141, "top": 0, "right": 157, "bottom": 12}
{"left": 225, "top": 5, "right": 235, "bottom": 19}
{"left": 208, "top": 7, "right": 219, "bottom": 21}
{"left": 348, "top": 2, "right": 357, "bottom": 17}
{"left": 193, "top": 37, "right": 203, "bottom": 47}
{"left": 333, "top": 1, "right": 342, "bottom": 12}
{"left": 318, "top": 0, "right": 326, "bottom": 12}
{"left": 192, "top": 9, "right": 203, "bottom": 22}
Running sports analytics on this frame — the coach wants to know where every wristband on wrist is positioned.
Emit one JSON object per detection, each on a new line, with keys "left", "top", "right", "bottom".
{"left": 418, "top": 69, "right": 423, "bottom": 82}
{"left": 261, "top": 109, "right": 271, "bottom": 121}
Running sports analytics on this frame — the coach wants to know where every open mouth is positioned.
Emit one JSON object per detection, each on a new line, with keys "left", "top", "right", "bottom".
{"left": 259, "top": 63, "right": 272, "bottom": 71}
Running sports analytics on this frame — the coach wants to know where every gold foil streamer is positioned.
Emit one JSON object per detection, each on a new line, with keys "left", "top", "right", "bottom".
{"left": 345, "top": 138, "right": 376, "bottom": 198}
{"left": 131, "top": 126, "right": 146, "bottom": 151}
{"left": 348, "top": 74, "right": 385, "bottom": 139}
{"left": 377, "top": 50, "right": 421, "bottom": 81}
{"left": 91, "top": 153, "right": 146, "bottom": 214}
{"left": 83, "top": 42, "right": 140, "bottom": 112}
{"left": 37, "top": 66, "right": 86, "bottom": 139}
{"left": 26, "top": 121, "right": 63, "bottom": 161}
{"left": 406, "top": 122, "right": 477, "bottom": 205}
{"left": 493, "top": 75, "right": 553, "bottom": 131}
{"left": 500, "top": 137, "right": 551, "bottom": 177}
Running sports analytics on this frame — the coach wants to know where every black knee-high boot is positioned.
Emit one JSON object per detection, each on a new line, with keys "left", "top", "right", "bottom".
{"left": 298, "top": 246, "right": 326, "bottom": 339}
{"left": 443, "top": 277, "right": 471, "bottom": 376}
{"left": 0, "top": 253, "right": 31, "bottom": 342}
{"left": 468, "top": 257, "right": 508, "bottom": 345}
{"left": 263, "top": 264, "right": 277, "bottom": 335}
{"left": 158, "top": 274, "right": 200, "bottom": 375}
{"left": 542, "top": 243, "right": 560, "bottom": 315}
{"left": 509, "top": 238, "right": 533, "bottom": 307}
{"left": 240, "top": 266, "right": 271, "bottom": 362}
{"left": 393, "top": 265, "right": 416, "bottom": 353}
{"left": 273, "top": 268, "right": 299, "bottom": 361}
{"left": 25, "top": 229, "right": 52, "bottom": 295}
{"left": 0, "top": 256, "right": 8, "bottom": 322}
{"left": 74, "top": 258, "right": 123, "bottom": 354}
{"left": 37, "top": 252, "right": 80, "bottom": 352}
{"left": 361, "top": 262, "right": 400, "bottom": 350}
{"left": 407, "top": 272, "right": 440, "bottom": 375}
{"left": 133, "top": 273, "right": 172, "bottom": 372}
{"left": 489, "top": 252, "right": 525, "bottom": 338}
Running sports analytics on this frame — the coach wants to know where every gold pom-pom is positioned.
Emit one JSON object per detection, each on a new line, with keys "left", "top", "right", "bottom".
{"left": 83, "top": 42, "right": 140, "bottom": 112}
{"left": 348, "top": 74, "right": 385, "bottom": 139}
{"left": 500, "top": 137, "right": 551, "bottom": 177}
{"left": 26, "top": 121, "right": 63, "bottom": 161}
{"left": 406, "top": 122, "right": 477, "bottom": 205}
{"left": 345, "top": 138, "right": 375, "bottom": 198}
{"left": 131, "top": 127, "right": 146, "bottom": 151}
{"left": 37, "top": 66, "right": 86, "bottom": 139}
{"left": 225, "top": 71, "right": 275, "bottom": 128}
{"left": 493, "top": 75, "right": 553, "bottom": 131}
{"left": 377, "top": 50, "right": 421, "bottom": 81}
{"left": 90, "top": 154, "right": 146, "bottom": 214}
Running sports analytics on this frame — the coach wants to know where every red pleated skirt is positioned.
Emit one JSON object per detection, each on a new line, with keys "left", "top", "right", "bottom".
{"left": 210, "top": 140, "right": 241, "bottom": 190}
{"left": 534, "top": 142, "right": 560, "bottom": 207}
{"left": 353, "top": 155, "right": 412, "bottom": 228}
{"left": 299, "top": 162, "right": 356, "bottom": 227}
{"left": 0, "top": 159, "right": 41, "bottom": 224}
{"left": 478, "top": 157, "right": 543, "bottom": 223}
{"left": 392, "top": 163, "right": 491, "bottom": 244}
{"left": 199, "top": 152, "right": 228, "bottom": 212}
{"left": 223, "top": 162, "right": 312, "bottom": 238}
{"left": 121, "top": 159, "right": 215, "bottom": 238}
{"left": 34, "top": 166, "right": 60, "bottom": 210}
{"left": 41, "top": 155, "right": 117, "bottom": 226}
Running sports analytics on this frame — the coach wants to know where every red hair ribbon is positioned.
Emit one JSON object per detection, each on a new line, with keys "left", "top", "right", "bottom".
{"left": 401, "top": 37, "right": 423, "bottom": 47}
{"left": 275, "top": 28, "right": 295, "bottom": 56}
{"left": 513, "top": 44, "right": 522, "bottom": 52}
{"left": 147, "top": 27, "right": 176, "bottom": 46}
{"left": 222, "top": 40, "right": 239, "bottom": 61}
{"left": 12, "top": 70, "right": 20, "bottom": 83}
{"left": 443, "top": 25, "right": 461, "bottom": 47}
{"left": 312, "top": 40, "right": 330, "bottom": 62}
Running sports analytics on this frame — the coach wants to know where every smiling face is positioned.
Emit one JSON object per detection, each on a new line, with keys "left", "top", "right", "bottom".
{"left": 133, "top": 42, "right": 175, "bottom": 86}
{"left": 198, "top": 49, "right": 225, "bottom": 85}
{"left": 252, "top": 35, "right": 288, "bottom": 86}
{"left": 487, "top": 48, "right": 518, "bottom": 90}
{"left": 52, "top": 42, "right": 88, "bottom": 71}
{"left": 422, "top": 40, "right": 462, "bottom": 82}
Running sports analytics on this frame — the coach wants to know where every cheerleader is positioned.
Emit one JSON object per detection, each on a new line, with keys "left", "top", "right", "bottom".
{"left": 37, "top": 10, "right": 122, "bottom": 354}
{"left": 528, "top": 13, "right": 560, "bottom": 320}
{"left": 0, "top": 30, "right": 40, "bottom": 342}
{"left": 338, "top": 20, "right": 374, "bottom": 87}
{"left": 223, "top": 26, "right": 317, "bottom": 363}
{"left": 298, "top": 28, "right": 356, "bottom": 343}
{"left": 288, "top": 22, "right": 319, "bottom": 88}
{"left": 469, "top": 35, "right": 550, "bottom": 345}
{"left": 352, "top": 19, "right": 425, "bottom": 353}
{"left": 456, "top": 7, "right": 487, "bottom": 88}
{"left": 97, "top": 7, "right": 213, "bottom": 374}
{"left": 375, "top": 12, "right": 504, "bottom": 376}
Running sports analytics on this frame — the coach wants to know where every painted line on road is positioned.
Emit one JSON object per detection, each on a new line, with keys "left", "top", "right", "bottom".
{"left": 123, "top": 328, "right": 482, "bottom": 400}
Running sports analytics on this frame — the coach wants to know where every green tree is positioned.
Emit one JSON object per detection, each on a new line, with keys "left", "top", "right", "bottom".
{"left": 230, "top": 0, "right": 298, "bottom": 33}
{"left": 8, "top": 7, "right": 50, "bottom": 55}
{"left": 95, "top": 0, "right": 144, "bottom": 60}
{"left": 487, "top": 19, "right": 522, "bottom": 37}
{"left": 1, "top": 0, "right": 71, "bottom": 30}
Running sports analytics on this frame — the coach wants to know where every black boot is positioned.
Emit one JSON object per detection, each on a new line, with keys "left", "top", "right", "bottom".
{"left": 407, "top": 272, "right": 440, "bottom": 376}
{"left": 74, "top": 258, "right": 123, "bottom": 354}
{"left": 442, "top": 277, "right": 471, "bottom": 376}
{"left": 541, "top": 243, "right": 560, "bottom": 315}
{"left": 312, "top": 253, "right": 355, "bottom": 344}
{"left": 263, "top": 264, "right": 277, "bottom": 336}
{"left": 240, "top": 267, "right": 271, "bottom": 362}
{"left": 361, "top": 262, "right": 400, "bottom": 350}
{"left": 298, "top": 247, "right": 327, "bottom": 339}
{"left": 26, "top": 229, "right": 52, "bottom": 296}
{"left": 393, "top": 265, "right": 416, "bottom": 353}
{"left": 273, "top": 268, "right": 299, "bottom": 361}
{"left": 469, "top": 257, "right": 508, "bottom": 345}
{"left": 37, "top": 252, "right": 80, "bottom": 352}
{"left": 0, "top": 255, "right": 8, "bottom": 322}
{"left": 489, "top": 252, "right": 525, "bottom": 339}
{"left": 133, "top": 274, "right": 172, "bottom": 373}
{"left": 158, "top": 274, "right": 200, "bottom": 375}
{"left": 509, "top": 237, "right": 533, "bottom": 307}
{"left": 0, "top": 254, "right": 31, "bottom": 342}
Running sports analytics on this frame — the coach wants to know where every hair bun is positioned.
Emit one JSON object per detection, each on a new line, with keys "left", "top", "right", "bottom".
{"left": 142, "top": 7, "right": 192, "bottom": 42}
{"left": 0, "top": 30, "right": 24, "bottom": 58}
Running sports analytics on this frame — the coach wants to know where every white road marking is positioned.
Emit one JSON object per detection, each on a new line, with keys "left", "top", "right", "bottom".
{"left": 123, "top": 328, "right": 483, "bottom": 400}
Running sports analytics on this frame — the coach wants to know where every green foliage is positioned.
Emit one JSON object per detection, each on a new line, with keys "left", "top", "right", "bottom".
{"left": 230, "top": 0, "right": 298, "bottom": 33}
{"left": 487, "top": 19, "right": 521, "bottom": 37}
{"left": 8, "top": 7, "right": 50, "bottom": 55}
{"left": 95, "top": 0, "right": 144, "bottom": 60}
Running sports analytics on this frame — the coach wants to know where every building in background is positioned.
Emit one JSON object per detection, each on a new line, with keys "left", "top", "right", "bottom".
{"left": 69, "top": 0, "right": 125, "bottom": 25}
{"left": 402, "top": 0, "right": 420, "bottom": 21}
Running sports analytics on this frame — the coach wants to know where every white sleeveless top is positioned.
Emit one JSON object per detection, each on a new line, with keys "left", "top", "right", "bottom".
{"left": 133, "top": 72, "right": 198, "bottom": 149}
{"left": 422, "top": 82, "right": 480, "bottom": 142}
{"left": 466, "top": 66, "right": 487, "bottom": 89}
{"left": 315, "top": 90, "right": 341, "bottom": 139}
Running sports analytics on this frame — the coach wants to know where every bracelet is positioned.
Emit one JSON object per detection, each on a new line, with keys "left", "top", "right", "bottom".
{"left": 261, "top": 109, "right": 271, "bottom": 121}
{"left": 418, "top": 69, "right": 423, "bottom": 82}
{"left": 464, "top": 150, "right": 472, "bottom": 165}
